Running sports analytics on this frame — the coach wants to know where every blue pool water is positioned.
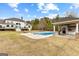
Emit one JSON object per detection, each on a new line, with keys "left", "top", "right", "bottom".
{"left": 33, "top": 32, "right": 54, "bottom": 35}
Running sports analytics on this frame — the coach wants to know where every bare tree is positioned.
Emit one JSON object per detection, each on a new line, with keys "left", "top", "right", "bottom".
{"left": 55, "top": 14, "right": 60, "bottom": 20}
{"left": 65, "top": 10, "right": 78, "bottom": 18}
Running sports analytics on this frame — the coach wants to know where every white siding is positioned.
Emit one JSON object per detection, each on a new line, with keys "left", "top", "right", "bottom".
{"left": 0, "top": 24, "right": 6, "bottom": 28}
{"left": 5, "top": 20, "right": 26, "bottom": 29}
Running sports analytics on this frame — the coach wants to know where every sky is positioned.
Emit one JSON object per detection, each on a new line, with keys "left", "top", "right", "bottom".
{"left": 0, "top": 3, "right": 79, "bottom": 21}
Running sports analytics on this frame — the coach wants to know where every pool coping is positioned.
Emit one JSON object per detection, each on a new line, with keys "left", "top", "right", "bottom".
{"left": 21, "top": 32, "right": 53, "bottom": 39}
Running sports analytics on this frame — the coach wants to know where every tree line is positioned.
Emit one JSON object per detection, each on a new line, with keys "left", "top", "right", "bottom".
{"left": 30, "top": 11, "right": 78, "bottom": 31}
{"left": 31, "top": 17, "right": 53, "bottom": 31}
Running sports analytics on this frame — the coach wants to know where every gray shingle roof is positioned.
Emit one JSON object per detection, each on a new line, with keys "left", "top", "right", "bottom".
{"left": 5, "top": 18, "right": 25, "bottom": 22}
{"left": 52, "top": 17, "right": 79, "bottom": 23}
{"left": 0, "top": 20, "right": 5, "bottom": 24}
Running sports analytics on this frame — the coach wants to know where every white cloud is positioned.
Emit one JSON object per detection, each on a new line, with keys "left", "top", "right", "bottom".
{"left": 8, "top": 3, "right": 19, "bottom": 8}
{"left": 46, "top": 3, "right": 59, "bottom": 11}
{"left": 41, "top": 10, "right": 48, "bottom": 13}
{"left": 47, "top": 14, "right": 58, "bottom": 19}
{"left": 0, "top": 17, "right": 8, "bottom": 19}
{"left": 8, "top": 3, "right": 19, "bottom": 12}
{"left": 14, "top": 8, "right": 19, "bottom": 12}
{"left": 38, "top": 3, "right": 45, "bottom": 10}
{"left": 38, "top": 16, "right": 44, "bottom": 19}
{"left": 37, "top": 3, "right": 59, "bottom": 13}
{"left": 72, "top": 3, "right": 79, "bottom": 8}
{"left": 70, "top": 6, "right": 73, "bottom": 9}
{"left": 70, "top": 3, "right": 79, "bottom": 9}
{"left": 27, "top": 15, "right": 30, "bottom": 18}
{"left": 31, "top": 4, "right": 34, "bottom": 6}
{"left": 25, "top": 8, "right": 28, "bottom": 13}
{"left": 33, "top": 15, "right": 36, "bottom": 18}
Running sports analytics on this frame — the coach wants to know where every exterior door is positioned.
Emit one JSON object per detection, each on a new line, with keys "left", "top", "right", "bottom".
{"left": 15, "top": 23, "right": 21, "bottom": 31}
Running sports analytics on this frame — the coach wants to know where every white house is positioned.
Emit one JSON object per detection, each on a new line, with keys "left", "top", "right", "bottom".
{"left": 0, "top": 17, "right": 32, "bottom": 31}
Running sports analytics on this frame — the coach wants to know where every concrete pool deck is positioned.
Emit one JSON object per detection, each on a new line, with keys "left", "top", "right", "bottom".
{"left": 21, "top": 32, "right": 53, "bottom": 39}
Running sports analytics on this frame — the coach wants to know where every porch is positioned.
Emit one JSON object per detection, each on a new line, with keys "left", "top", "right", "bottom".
{"left": 53, "top": 23, "right": 79, "bottom": 35}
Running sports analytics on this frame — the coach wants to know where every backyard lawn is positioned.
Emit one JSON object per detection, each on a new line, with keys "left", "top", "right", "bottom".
{"left": 0, "top": 31, "right": 79, "bottom": 56}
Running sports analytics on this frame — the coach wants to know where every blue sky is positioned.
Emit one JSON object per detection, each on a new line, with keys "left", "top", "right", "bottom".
{"left": 0, "top": 3, "right": 79, "bottom": 21}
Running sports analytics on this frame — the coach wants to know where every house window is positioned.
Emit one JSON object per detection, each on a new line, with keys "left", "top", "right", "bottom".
{"left": 16, "top": 23, "right": 18, "bottom": 25}
{"left": 11, "top": 25, "right": 14, "bottom": 27}
{"left": 19, "top": 23, "right": 21, "bottom": 25}
{"left": 0, "top": 25, "right": 2, "bottom": 28}
{"left": 16, "top": 23, "right": 21, "bottom": 25}
{"left": 7, "top": 25, "right": 9, "bottom": 27}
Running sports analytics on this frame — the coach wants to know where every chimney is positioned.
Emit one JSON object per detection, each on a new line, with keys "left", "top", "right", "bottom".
{"left": 21, "top": 17, "right": 23, "bottom": 20}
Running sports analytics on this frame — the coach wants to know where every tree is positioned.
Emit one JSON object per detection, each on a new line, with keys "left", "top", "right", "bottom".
{"left": 31, "top": 17, "right": 53, "bottom": 30}
{"left": 43, "top": 17, "right": 53, "bottom": 30}
{"left": 54, "top": 14, "right": 60, "bottom": 31}
{"left": 46, "top": 20, "right": 53, "bottom": 30}
{"left": 38, "top": 20, "right": 46, "bottom": 30}
{"left": 65, "top": 11, "right": 77, "bottom": 18}
{"left": 31, "top": 18, "right": 39, "bottom": 30}
{"left": 33, "top": 18, "right": 39, "bottom": 25}
{"left": 55, "top": 14, "right": 60, "bottom": 20}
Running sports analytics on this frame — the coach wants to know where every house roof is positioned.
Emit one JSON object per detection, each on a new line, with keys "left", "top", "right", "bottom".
{"left": 0, "top": 20, "right": 14, "bottom": 24}
{"left": 0, "top": 20, "right": 5, "bottom": 24}
{"left": 52, "top": 17, "right": 79, "bottom": 24}
{"left": 26, "top": 21, "right": 31, "bottom": 24}
{"left": 52, "top": 17, "right": 79, "bottom": 22}
{"left": 5, "top": 18, "right": 25, "bottom": 22}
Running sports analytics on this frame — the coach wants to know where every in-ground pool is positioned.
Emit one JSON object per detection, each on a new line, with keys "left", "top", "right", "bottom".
{"left": 21, "top": 31, "right": 55, "bottom": 39}
{"left": 33, "top": 32, "right": 54, "bottom": 35}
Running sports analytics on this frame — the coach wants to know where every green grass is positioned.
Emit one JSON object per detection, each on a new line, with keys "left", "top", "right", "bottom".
{"left": 0, "top": 31, "right": 79, "bottom": 56}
